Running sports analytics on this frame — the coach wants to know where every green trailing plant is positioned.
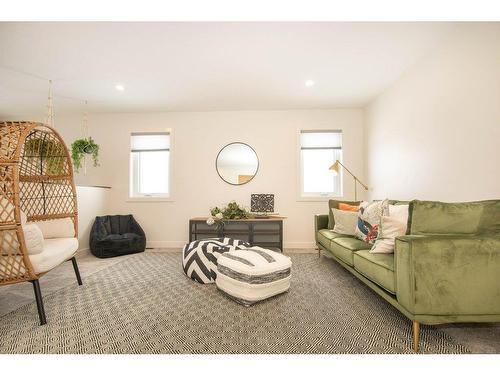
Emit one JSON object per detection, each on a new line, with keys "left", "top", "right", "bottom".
{"left": 71, "top": 137, "right": 99, "bottom": 173}
{"left": 24, "top": 138, "right": 65, "bottom": 175}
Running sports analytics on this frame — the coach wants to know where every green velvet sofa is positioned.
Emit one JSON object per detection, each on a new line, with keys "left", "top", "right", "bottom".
{"left": 315, "top": 199, "right": 500, "bottom": 352}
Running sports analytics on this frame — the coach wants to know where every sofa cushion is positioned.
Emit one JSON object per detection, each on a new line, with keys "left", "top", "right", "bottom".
{"left": 328, "top": 200, "right": 361, "bottom": 229}
{"left": 353, "top": 250, "right": 395, "bottom": 294}
{"left": 122, "top": 233, "right": 141, "bottom": 240}
{"left": 103, "top": 234, "right": 125, "bottom": 241}
{"left": 332, "top": 237, "right": 371, "bottom": 251}
{"left": 316, "top": 229, "right": 350, "bottom": 249}
{"left": 328, "top": 237, "right": 371, "bottom": 266}
{"left": 34, "top": 217, "right": 75, "bottom": 239}
{"left": 30, "top": 238, "right": 78, "bottom": 274}
{"left": 102, "top": 233, "right": 141, "bottom": 243}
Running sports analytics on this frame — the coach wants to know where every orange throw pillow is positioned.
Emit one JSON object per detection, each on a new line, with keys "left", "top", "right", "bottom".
{"left": 338, "top": 203, "right": 359, "bottom": 212}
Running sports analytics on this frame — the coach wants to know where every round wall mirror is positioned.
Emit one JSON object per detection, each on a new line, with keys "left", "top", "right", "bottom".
{"left": 216, "top": 142, "right": 259, "bottom": 185}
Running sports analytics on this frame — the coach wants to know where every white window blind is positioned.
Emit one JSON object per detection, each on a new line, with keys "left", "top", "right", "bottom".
{"left": 300, "top": 131, "right": 342, "bottom": 149}
{"left": 131, "top": 133, "right": 170, "bottom": 151}
{"left": 299, "top": 130, "right": 342, "bottom": 197}
{"left": 130, "top": 132, "right": 170, "bottom": 198}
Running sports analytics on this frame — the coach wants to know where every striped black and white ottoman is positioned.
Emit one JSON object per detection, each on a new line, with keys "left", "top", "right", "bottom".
{"left": 182, "top": 238, "right": 249, "bottom": 284}
{"left": 216, "top": 247, "right": 292, "bottom": 306}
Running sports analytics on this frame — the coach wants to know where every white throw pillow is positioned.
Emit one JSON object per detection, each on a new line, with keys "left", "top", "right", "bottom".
{"left": 34, "top": 217, "right": 75, "bottom": 239}
{"left": 22, "top": 223, "right": 45, "bottom": 255}
{"left": 355, "top": 200, "right": 389, "bottom": 243}
{"left": 331, "top": 208, "right": 358, "bottom": 236}
{"left": 388, "top": 204, "right": 409, "bottom": 225}
{"left": 370, "top": 215, "right": 407, "bottom": 254}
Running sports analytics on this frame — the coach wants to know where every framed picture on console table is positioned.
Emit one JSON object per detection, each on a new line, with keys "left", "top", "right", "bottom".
{"left": 251, "top": 194, "right": 275, "bottom": 213}
{"left": 189, "top": 217, "right": 285, "bottom": 252}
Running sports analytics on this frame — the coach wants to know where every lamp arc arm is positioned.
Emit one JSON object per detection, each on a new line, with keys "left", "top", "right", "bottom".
{"left": 336, "top": 161, "right": 368, "bottom": 190}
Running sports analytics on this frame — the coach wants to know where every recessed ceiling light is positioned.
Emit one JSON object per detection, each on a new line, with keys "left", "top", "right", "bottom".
{"left": 305, "top": 80, "right": 315, "bottom": 87}
{"left": 115, "top": 84, "right": 125, "bottom": 91}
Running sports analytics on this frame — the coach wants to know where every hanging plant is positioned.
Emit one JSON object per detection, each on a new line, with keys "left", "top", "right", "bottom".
{"left": 71, "top": 137, "right": 99, "bottom": 173}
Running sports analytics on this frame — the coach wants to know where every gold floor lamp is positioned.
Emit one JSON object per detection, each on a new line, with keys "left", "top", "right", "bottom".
{"left": 329, "top": 160, "right": 368, "bottom": 201}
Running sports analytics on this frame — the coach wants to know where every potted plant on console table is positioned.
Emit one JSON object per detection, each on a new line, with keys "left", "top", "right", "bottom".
{"left": 207, "top": 201, "right": 250, "bottom": 236}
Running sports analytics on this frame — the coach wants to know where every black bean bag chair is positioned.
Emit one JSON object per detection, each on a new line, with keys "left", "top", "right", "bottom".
{"left": 90, "top": 215, "right": 146, "bottom": 258}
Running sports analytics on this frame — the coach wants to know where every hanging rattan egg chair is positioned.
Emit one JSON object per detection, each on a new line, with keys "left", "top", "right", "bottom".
{"left": 0, "top": 121, "right": 82, "bottom": 325}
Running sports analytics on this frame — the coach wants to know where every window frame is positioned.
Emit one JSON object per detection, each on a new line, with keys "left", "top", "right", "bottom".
{"left": 297, "top": 129, "right": 343, "bottom": 201}
{"left": 128, "top": 131, "right": 172, "bottom": 201}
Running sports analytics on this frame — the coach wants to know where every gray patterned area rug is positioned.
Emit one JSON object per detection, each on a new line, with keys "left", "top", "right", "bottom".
{"left": 0, "top": 252, "right": 469, "bottom": 354}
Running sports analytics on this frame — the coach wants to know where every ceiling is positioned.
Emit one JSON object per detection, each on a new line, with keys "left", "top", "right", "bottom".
{"left": 0, "top": 22, "right": 457, "bottom": 117}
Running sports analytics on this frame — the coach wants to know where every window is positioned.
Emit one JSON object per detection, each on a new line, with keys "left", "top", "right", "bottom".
{"left": 299, "top": 130, "right": 342, "bottom": 198}
{"left": 130, "top": 132, "right": 170, "bottom": 198}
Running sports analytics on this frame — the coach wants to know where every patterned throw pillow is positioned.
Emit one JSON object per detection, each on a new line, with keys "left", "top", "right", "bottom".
{"left": 355, "top": 200, "right": 389, "bottom": 243}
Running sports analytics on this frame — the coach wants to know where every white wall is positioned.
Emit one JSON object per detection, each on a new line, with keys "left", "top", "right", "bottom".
{"left": 56, "top": 109, "right": 365, "bottom": 249}
{"left": 365, "top": 24, "right": 500, "bottom": 201}
{"left": 76, "top": 186, "right": 111, "bottom": 250}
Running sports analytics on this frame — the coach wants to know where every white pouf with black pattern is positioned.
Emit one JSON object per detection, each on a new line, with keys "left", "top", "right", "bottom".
{"left": 182, "top": 238, "right": 249, "bottom": 284}
{"left": 216, "top": 247, "right": 292, "bottom": 306}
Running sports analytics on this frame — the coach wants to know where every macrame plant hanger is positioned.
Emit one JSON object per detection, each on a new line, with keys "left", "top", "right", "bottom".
{"left": 46, "top": 80, "right": 55, "bottom": 128}
{"left": 81, "top": 100, "right": 89, "bottom": 175}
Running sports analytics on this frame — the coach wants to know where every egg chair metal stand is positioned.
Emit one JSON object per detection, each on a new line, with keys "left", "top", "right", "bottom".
{"left": 0, "top": 121, "right": 81, "bottom": 325}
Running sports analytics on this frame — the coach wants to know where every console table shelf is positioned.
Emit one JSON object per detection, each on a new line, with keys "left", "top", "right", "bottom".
{"left": 189, "top": 217, "right": 285, "bottom": 251}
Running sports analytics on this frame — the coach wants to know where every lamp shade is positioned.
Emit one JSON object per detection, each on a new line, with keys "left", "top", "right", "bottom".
{"left": 329, "top": 160, "right": 340, "bottom": 174}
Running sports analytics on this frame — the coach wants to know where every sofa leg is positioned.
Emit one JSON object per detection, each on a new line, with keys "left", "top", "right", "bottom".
{"left": 31, "top": 280, "right": 47, "bottom": 325}
{"left": 71, "top": 257, "right": 83, "bottom": 286}
{"left": 412, "top": 321, "right": 420, "bottom": 352}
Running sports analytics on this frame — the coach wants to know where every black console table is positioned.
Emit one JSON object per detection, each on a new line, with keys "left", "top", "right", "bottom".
{"left": 189, "top": 217, "right": 285, "bottom": 251}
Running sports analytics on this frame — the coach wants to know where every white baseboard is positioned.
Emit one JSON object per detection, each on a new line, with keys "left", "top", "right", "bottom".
{"left": 147, "top": 240, "right": 187, "bottom": 249}
{"left": 77, "top": 247, "right": 90, "bottom": 255}
{"left": 79, "top": 241, "right": 317, "bottom": 251}
{"left": 284, "top": 242, "right": 316, "bottom": 250}
{"left": 146, "top": 240, "right": 316, "bottom": 250}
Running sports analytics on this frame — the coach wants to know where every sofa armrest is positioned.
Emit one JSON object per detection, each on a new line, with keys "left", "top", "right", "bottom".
{"left": 130, "top": 216, "right": 146, "bottom": 238}
{"left": 395, "top": 234, "right": 500, "bottom": 317}
{"left": 315, "top": 214, "right": 329, "bottom": 232}
{"left": 93, "top": 219, "right": 108, "bottom": 240}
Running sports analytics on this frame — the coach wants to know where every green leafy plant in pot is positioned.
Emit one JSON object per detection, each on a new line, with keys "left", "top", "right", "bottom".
{"left": 207, "top": 201, "right": 250, "bottom": 234}
{"left": 71, "top": 137, "right": 99, "bottom": 173}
